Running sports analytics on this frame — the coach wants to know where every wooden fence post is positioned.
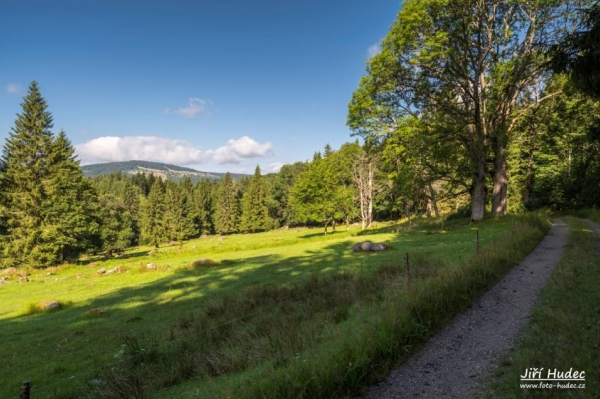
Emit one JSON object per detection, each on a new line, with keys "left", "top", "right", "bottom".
{"left": 405, "top": 252, "right": 410, "bottom": 290}
{"left": 20, "top": 381, "right": 30, "bottom": 399}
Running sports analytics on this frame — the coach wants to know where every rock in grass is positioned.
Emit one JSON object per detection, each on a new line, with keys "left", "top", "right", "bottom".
{"left": 191, "top": 258, "right": 217, "bottom": 267}
{"left": 40, "top": 300, "right": 61, "bottom": 310}
{"left": 106, "top": 266, "right": 121, "bottom": 274}
{"left": 353, "top": 241, "right": 372, "bottom": 251}
{"left": 353, "top": 241, "right": 387, "bottom": 252}
{"left": 370, "top": 243, "right": 387, "bottom": 251}
{"left": 97, "top": 268, "right": 106, "bottom": 275}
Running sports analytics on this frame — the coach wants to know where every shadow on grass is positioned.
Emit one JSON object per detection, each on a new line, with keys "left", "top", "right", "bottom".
{"left": 0, "top": 215, "right": 512, "bottom": 398}
{"left": 1, "top": 238, "right": 401, "bottom": 397}
{"left": 78, "top": 249, "right": 152, "bottom": 265}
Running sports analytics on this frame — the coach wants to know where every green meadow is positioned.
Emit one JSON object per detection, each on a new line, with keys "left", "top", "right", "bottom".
{"left": 0, "top": 216, "right": 548, "bottom": 399}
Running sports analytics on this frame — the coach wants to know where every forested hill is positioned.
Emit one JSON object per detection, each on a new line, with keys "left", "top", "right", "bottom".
{"left": 81, "top": 160, "right": 248, "bottom": 182}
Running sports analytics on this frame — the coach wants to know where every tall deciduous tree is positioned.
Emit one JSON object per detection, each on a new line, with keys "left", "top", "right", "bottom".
{"left": 349, "top": 0, "right": 582, "bottom": 220}
{"left": 269, "top": 162, "right": 307, "bottom": 228}
{"left": 290, "top": 147, "right": 341, "bottom": 234}
{"left": 551, "top": 4, "right": 600, "bottom": 98}
{"left": 350, "top": 144, "right": 383, "bottom": 230}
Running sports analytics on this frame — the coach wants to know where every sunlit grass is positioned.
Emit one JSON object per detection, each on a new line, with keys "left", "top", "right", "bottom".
{"left": 0, "top": 215, "right": 542, "bottom": 398}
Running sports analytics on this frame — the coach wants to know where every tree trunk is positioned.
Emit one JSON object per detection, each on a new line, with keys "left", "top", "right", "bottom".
{"left": 428, "top": 182, "right": 439, "bottom": 218}
{"left": 345, "top": 215, "right": 350, "bottom": 231}
{"left": 471, "top": 164, "right": 486, "bottom": 221}
{"left": 367, "top": 162, "right": 373, "bottom": 228}
{"left": 426, "top": 199, "right": 432, "bottom": 218}
{"left": 492, "top": 145, "right": 508, "bottom": 216}
{"left": 323, "top": 220, "right": 329, "bottom": 235}
{"left": 359, "top": 188, "right": 366, "bottom": 230}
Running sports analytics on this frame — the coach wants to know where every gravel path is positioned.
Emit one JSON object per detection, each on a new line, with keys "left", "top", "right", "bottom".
{"left": 363, "top": 219, "right": 569, "bottom": 399}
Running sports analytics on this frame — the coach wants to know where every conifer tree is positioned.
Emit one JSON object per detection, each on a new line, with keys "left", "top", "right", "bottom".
{"left": 194, "top": 179, "right": 215, "bottom": 234}
{"left": 178, "top": 177, "right": 199, "bottom": 239}
{"left": 163, "top": 179, "right": 197, "bottom": 241}
{"left": 139, "top": 180, "right": 166, "bottom": 247}
{"left": 0, "top": 82, "right": 55, "bottom": 266}
{"left": 43, "top": 131, "right": 100, "bottom": 262}
{"left": 240, "top": 166, "right": 270, "bottom": 232}
{"left": 0, "top": 82, "right": 99, "bottom": 266}
{"left": 98, "top": 193, "right": 136, "bottom": 256}
{"left": 214, "top": 172, "right": 240, "bottom": 234}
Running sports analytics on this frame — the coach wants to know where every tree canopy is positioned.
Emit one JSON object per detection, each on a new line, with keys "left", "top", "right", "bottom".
{"left": 348, "top": 0, "right": 586, "bottom": 220}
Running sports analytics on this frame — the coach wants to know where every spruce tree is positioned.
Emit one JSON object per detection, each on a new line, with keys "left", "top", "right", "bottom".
{"left": 98, "top": 193, "right": 136, "bottom": 256}
{"left": 1, "top": 82, "right": 57, "bottom": 266}
{"left": 177, "top": 177, "right": 199, "bottom": 239}
{"left": 240, "top": 166, "right": 270, "bottom": 232}
{"left": 44, "top": 131, "right": 100, "bottom": 262}
{"left": 1, "top": 84, "right": 101, "bottom": 267}
{"left": 162, "top": 179, "right": 197, "bottom": 241}
{"left": 194, "top": 179, "right": 215, "bottom": 234}
{"left": 214, "top": 172, "right": 240, "bottom": 234}
{"left": 140, "top": 180, "right": 166, "bottom": 247}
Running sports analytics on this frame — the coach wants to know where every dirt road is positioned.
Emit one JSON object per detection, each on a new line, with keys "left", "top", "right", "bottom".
{"left": 363, "top": 219, "right": 569, "bottom": 399}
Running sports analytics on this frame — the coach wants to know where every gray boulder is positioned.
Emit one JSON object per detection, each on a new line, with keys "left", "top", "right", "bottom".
{"left": 353, "top": 241, "right": 387, "bottom": 252}
{"left": 370, "top": 243, "right": 387, "bottom": 251}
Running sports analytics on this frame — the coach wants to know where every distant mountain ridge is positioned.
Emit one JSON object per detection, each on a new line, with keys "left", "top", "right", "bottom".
{"left": 81, "top": 160, "right": 248, "bottom": 182}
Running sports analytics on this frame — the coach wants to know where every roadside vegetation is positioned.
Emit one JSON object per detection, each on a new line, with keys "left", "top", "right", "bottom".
{"left": 486, "top": 216, "right": 600, "bottom": 398}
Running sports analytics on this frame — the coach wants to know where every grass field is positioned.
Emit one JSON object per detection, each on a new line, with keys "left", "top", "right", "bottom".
{"left": 486, "top": 215, "right": 600, "bottom": 398}
{"left": 0, "top": 215, "right": 548, "bottom": 399}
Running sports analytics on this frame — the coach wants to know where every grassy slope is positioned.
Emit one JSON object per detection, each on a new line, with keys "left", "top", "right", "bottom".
{"left": 486, "top": 216, "right": 600, "bottom": 398}
{"left": 0, "top": 216, "right": 541, "bottom": 398}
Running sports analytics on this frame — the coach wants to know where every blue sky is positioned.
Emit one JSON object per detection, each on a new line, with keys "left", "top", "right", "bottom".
{"left": 0, "top": 0, "right": 400, "bottom": 174}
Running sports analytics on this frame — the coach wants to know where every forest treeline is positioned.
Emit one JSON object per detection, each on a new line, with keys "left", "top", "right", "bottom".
{"left": 1, "top": 1, "right": 599, "bottom": 268}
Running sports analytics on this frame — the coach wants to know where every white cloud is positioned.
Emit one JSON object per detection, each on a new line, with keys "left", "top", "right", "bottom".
{"left": 367, "top": 43, "right": 381, "bottom": 58}
{"left": 6, "top": 83, "right": 22, "bottom": 94}
{"left": 75, "top": 135, "right": 273, "bottom": 165}
{"left": 206, "top": 136, "right": 273, "bottom": 165}
{"left": 263, "top": 162, "right": 283, "bottom": 173}
{"left": 166, "top": 98, "right": 213, "bottom": 118}
{"left": 75, "top": 136, "right": 205, "bottom": 164}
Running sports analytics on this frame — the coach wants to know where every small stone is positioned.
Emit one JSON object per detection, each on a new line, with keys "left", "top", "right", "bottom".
{"left": 146, "top": 263, "right": 157, "bottom": 270}
{"left": 97, "top": 268, "right": 106, "bottom": 275}
{"left": 40, "top": 300, "right": 61, "bottom": 310}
